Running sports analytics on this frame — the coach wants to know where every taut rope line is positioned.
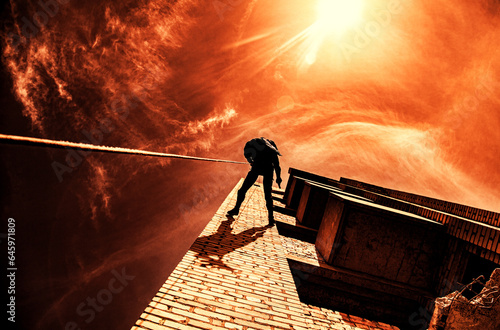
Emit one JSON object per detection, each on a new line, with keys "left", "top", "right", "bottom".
{"left": 0, "top": 133, "right": 247, "bottom": 165}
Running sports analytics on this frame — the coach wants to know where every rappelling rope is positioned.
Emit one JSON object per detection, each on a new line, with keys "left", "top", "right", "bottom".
{"left": 0, "top": 133, "right": 247, "bottom": 164}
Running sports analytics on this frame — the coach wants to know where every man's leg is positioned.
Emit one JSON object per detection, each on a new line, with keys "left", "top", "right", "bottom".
{"left": 263, "top": 170, "right": 275, "bottom": 225}
{"left": 227, "top": 170, "right": 259, "bottom": 216}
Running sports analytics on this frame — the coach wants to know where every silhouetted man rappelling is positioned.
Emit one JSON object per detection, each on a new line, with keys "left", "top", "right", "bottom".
{"left": 227, "top": 137, "right": 282, "bottom": 226}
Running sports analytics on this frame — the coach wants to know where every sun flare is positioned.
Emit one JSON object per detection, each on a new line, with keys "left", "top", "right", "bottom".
{"left": 316, "top": 0, "right": 364, "bottom": 35}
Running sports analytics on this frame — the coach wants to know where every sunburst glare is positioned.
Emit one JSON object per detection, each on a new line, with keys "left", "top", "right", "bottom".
{"left": 316, "top": 0, "right": 364, "bottom": 35}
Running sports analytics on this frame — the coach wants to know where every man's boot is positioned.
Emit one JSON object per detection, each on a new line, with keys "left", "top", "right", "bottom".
{"left": 267, "top": 208, "right": 275, "bottom": 226}
{"left": 227, "top": 207, "right": 239, "bottom": 216}
{"left": 227, "top": 187, "right": 247, "bottom": 216}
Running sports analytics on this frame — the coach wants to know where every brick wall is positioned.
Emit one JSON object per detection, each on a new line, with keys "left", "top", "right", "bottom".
{"left": 288, "top": 174, "right": 500, "bottom": 265}
{"left": 340, "top": 178, "right": 500, "bottom": 227}
{"left": 131, "top": 179, "right": 399, "bottom": 330}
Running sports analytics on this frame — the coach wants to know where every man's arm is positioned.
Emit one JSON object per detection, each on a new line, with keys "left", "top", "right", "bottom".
{"left": 273, "top": 153, "right": 282, "bottom": 188}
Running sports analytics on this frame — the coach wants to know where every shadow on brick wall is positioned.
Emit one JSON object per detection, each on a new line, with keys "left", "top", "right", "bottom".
{"left": 189, "top": 216, "right": 271, "bottom": 272}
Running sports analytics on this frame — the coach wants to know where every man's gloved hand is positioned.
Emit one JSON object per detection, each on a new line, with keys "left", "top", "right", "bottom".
{"left": 276, "top": 177, "right": 282, "bottom": 189}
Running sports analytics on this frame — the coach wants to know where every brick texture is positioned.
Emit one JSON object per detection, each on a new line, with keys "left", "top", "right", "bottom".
{"left": 132, "top": 179, "right": 398, "bottom": 330}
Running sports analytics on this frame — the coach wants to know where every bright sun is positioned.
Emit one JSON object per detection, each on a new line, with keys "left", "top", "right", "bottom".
{"left": 316, "top": 0, "right": 364, "bottom": 35}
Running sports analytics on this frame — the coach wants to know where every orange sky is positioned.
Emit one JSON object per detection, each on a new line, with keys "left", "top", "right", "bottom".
{"left": 2, "top": 0, "right": 500, "bottom": 328}
{"left": 3, "top": 0, "right": 500, "bottom": 211}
